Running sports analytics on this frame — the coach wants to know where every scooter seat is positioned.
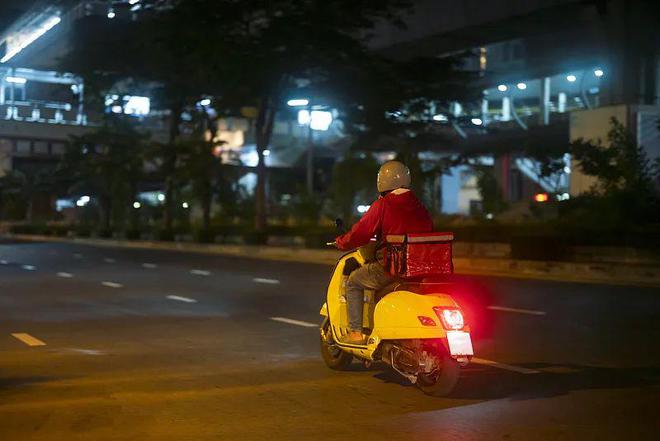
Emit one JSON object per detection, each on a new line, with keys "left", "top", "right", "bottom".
{"left": 395, "top": 278, "right": 452, "bottom": 295}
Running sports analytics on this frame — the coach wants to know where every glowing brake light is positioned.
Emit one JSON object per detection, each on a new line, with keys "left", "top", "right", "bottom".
{"left": 433, "top": 307, "right": 465, "bottom": 330}
{"left": 417, "top": 316, "right": 436, "bottom": 327}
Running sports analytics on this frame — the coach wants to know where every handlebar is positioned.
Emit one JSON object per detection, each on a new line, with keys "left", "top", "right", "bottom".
{"left": 326, "top": 241, "right": 337, "bottom": 247}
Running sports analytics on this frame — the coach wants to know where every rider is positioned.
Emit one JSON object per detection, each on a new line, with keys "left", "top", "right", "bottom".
{"left": 334, "top": 160, "right": 433, "bottom": 344}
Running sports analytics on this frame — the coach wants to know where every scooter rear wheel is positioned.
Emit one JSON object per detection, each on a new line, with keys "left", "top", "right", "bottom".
{"left": 415, "top": 355, "right": 460, "bottom": 397}
{"left": 320, "top": 334, "right": 353, "bottom": 370}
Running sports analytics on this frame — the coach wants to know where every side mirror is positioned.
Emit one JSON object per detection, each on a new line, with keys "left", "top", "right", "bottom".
{"left": 335, "top": 218, "right": 344, "bottom": 231}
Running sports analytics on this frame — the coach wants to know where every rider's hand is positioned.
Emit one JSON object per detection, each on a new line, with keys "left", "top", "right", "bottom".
{"left": 326, "top": 241, "right": 338, "bottom": 248}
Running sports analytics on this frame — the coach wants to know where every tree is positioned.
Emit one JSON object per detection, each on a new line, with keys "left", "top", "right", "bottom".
{"left": 176, "top": 138, "right": 222, "bottom": 231}
{"left": 197, "top": 0, "right": 417, "bottom": 231}
{"left": 473, "top": 165, "right": 508, "bottom": 216}
{"left": 569, "top": 117, "right": 660, "bottom": 223}
{"left": 59, "top": 117, "right": 147, "bottom": 231}
{"left": 60, "top": 8, "right": 221, "bottom": 232}
{"left": 331, "top": 153, "right": 380, "bottom": 222}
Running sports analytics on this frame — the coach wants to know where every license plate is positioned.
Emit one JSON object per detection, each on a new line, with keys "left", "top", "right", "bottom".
{"left": 446, "top": 331, "right": 474, "bottom": 356}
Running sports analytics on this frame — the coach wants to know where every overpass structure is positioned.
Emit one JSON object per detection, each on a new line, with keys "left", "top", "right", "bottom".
{"left": 0, "top": 0, "right": 658, "bottom": 216}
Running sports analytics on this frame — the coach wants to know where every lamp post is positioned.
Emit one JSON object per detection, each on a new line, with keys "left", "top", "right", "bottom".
{"left": 288, "top": 98, "right": 314, "bottom": 194}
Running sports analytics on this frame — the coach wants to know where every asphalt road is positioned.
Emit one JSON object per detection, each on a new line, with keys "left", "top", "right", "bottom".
{"left": 0, "top": 238, "right": 658, "bottom": 440}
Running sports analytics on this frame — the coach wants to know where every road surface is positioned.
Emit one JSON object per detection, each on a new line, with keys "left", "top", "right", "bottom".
{"left": 0, "top": 238, "right": 658, "bottom": 440}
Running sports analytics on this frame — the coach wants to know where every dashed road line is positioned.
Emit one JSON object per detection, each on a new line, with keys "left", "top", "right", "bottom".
{"left": 270, "top": 317, "right": 317, "bottom": 328}
{"left": 142, "top": 263, "right": 158, "bottom": 269}
{"left": 253, "top": 278, "right": 280, "bottom": 284}
{"left": 101, "top": 281, "right": 123, "bottom": 289}
{"left": 57, "top": 272, "right": 74, "bottom": 278}
{"left": 61, "top": 348, "right": 105, "bottom": 356}
{"left": 11, "top": 333, "right": 46, "bottom": 347}
{"left": 0, "top": 259, "right": 8, "bottom": 264}
{"left": 166, "top": 295, "right": 198, "bottom": 303}
{"left": 104, "top": 258, "right": 116, "bottom": 263}
{"left": 21, "top": 265, "right": 36, "bottom": 271}
{"left": 488, "top": 305, "right": 546, "bottom": 316}
{"left": 190, "top": 269, "right": 211, "bottom": 276}
{"left": 471, "top": 357, "right": 540, "bottom": 374}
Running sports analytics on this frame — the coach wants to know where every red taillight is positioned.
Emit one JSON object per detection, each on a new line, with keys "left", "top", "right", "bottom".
{"left": 417, "top": 316, "right": 436, "bottom": 327}
{"left": 433, "top": 307, "right": 465, "bottom": 330}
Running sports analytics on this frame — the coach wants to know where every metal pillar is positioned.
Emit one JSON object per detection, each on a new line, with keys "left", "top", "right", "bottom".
{"left": 481, "top": 96, "right": 489, "bottom": 125}
{"left": 558, "top": 92, "right": 566, "bottom": 113}
{"left": 306, "top": 103, "right": 314, "bottom": 194}
{"left": 502, "top": 96, "right": 511, "bottom": 121}
{"left": 540, "top": 77, "right": 550, "bottom": 125}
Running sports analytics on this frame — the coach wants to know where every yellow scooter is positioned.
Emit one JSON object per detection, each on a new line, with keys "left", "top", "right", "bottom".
{"left": 319, "top": 242, "right": 474, "bottom": 396}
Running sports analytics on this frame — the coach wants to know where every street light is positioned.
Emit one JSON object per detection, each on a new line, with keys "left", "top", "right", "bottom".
{"left": 594, "top": 68, "right": 604, "bottom": 78}
{"left": 497, "top": 84, "right": 508, "bottom": 92}
{"left": 471, "top": 118, "right": 483, "bottom": 126}
{"left": 6, "top": 76, "right": 26, "bottom": 84}
{"left": 287, "top": 98, "right": 309, "bottom": 107}
{"left": 516, "top": 82, "right": 527, "bottom": 90}
{"left": 566, "top": 74, "right": 577, "bottom": 82}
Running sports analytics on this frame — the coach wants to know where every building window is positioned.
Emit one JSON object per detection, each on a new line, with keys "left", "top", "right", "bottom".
{"left": 51, "top": 142, "right": 66, "bottom": 155}
{"left": 15, "top": 140, "right": 31, "bottom": 155}
{"left": 34, "top": 141, "right": 49, "bottom": 155}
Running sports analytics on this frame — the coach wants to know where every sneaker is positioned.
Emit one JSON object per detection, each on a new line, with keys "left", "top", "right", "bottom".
{"left": 340, "top": 331, "right": 367, "bottom": 345}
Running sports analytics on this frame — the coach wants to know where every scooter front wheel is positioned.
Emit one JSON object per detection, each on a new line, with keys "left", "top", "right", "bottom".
{"left": 415, "top": 355, "right": 460, "bottom": 397}
{"left": 320, "top": 334, "right": 353, "bottom": 370}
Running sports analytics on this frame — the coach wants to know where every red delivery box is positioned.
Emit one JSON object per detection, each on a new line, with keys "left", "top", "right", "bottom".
{"left": 384, "top": 232, "right": 454, "bottom": 279}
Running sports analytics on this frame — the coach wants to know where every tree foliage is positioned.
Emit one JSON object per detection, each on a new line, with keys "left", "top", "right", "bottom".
{"left": 331, "top": 153, "right": 380, "bottom": 222}
{"left": 567, "top": 117, "right": 660, "bottom": 224}
{"left": 59, "top": 117, "right": 147, "bottom": 230}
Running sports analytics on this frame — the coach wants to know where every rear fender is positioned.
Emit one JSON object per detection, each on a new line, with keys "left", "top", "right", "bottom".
{"left": 372, "top": 290, "right": 466, "bottom": 340}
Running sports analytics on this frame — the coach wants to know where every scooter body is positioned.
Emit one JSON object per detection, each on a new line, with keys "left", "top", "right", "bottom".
{"left": 319, "top": 245, "right": 474, "bottom": 395}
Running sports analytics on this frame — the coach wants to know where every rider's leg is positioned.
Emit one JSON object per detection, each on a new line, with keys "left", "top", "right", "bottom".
{"left": 345, "top": 262, "right": 392, "bottom": 340}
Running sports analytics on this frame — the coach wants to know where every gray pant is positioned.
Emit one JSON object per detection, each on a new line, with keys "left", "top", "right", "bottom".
{"left": 346, "top": 262, "right": 393, "bottom": 331}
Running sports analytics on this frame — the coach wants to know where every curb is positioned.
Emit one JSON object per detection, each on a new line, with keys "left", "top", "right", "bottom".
{"left": 6, "top": 234, "right": 660, "bottom": 288}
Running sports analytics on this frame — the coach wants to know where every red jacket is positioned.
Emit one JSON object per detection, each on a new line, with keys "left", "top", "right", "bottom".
{"left": 336, "top": 190, "right": 433, "bottom": 251}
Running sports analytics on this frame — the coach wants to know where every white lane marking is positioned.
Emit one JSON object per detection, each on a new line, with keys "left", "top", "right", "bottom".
{"left": 270, "top": 317, "right": 317, "bottom": 328}
{"left": 488, "top": 305, "right": 546, "bottom": 316}
{"left": 57, "top": 272, "right": 74, "bottom": 278}
{"left": 0, "top": 259, "right": 8, "bottom": 264}
{"left": 101, "top": 281, "right": 123, "bottom": 288}
{"left": 471, "top": 357, "right": 540, "bottom": 374}
{"left": 62, "top": 348, "right": 105, "bottom": 356}
{"left": 21, "top": 265, "right": 36, "bottom": 271}
{"left": 166, "top": 295, "right": 198, "bottom": 303}
{"left": 73, "top": 253, "right": 83, "bottom": 259}
{"left": 104, "top": 258, "right": 116, "bottom": 263}
{"left": 253, "top": 278, "right": 280, "bottom": 285}
{"left": 190, "top": 269, "right": 211, "bottom": 276}
{"left": 11, "top": 333, "right": 46, "bottom": 347}
{"left": 142, "top": 263, "right": 158, "bottom": 269}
